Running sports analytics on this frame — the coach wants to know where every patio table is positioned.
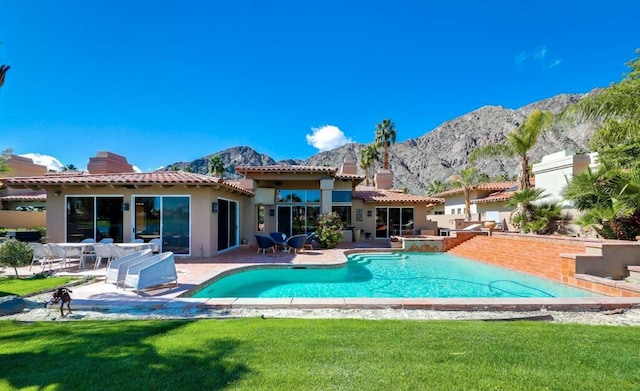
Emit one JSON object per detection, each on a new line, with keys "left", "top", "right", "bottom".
{"left": 54, "top": 243, "right": 94, "bottom": 269}
{"left": 114, "top": 242, "right": 152, "bottom": 255}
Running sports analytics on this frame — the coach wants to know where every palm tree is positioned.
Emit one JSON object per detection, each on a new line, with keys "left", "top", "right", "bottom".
{"left": 448, "top": 167, "right": 483, "bottom": 221}
{"left": 62, "top": 164, "right": 78, "bottom": 172}
{"left": 374, "top": 118, "right": 397, "bottom": 170}
{"left": 425, "top": 179, "right": 449, "bottom": 196}
{"left": 0, "top": 148, "right": 12, "bottom": 175}
{"left": 569, "top": 50, "right": 640, "bottom": 170}
{"left": 209, "top": 155, "right": 225, "bottom": 178}
{"left": 358, "top": 144, "right": 380, "bottom": 186}
{"left": 470, "top": 109, "right": 552, "bottom": 190}
{"left": 0, "top": 64, "right": 10, "bottom": 89}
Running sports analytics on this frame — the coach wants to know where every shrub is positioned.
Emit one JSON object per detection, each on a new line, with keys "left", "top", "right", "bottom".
{"left": 0, "top": 238, "right": 33, "bottom": 278}
{"left": 315, "top": 212, "right": 343, "bottom": 249}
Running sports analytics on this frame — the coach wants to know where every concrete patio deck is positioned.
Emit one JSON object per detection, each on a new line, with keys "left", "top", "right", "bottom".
{"left": 11, "top": 239, "right": 640, "bottom": 313}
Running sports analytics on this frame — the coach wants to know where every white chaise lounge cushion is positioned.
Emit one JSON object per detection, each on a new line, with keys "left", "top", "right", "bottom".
{"left": 123, "top": 251, "right": 178, "bottom": 296}
{"left": 105, "top": 249, "right": 153, "bottom": 287}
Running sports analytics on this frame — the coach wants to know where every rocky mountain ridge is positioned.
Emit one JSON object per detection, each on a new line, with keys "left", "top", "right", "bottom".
{"left": 164, "top": 92, "right": 600, "bottom": 194}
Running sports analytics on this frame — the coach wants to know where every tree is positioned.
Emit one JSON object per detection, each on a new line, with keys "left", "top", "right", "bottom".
{"left": 62, "top": 164, "right": 78, "bottom": 172}
{"left": 562, "top": 168, "right": 640, "bottom": 240}
{"left": 561, "top": 51, "right": 640, "bottom": 239}
{"left": 425, "top": 179, "right": 449, "bottom": 196}
{"left": 209, "top": 155, "right": 225, "bottom": 178}
{"left": 358, "top": 144, "right": 379, "bottom": 186}
{"left": 470, "top": 109, "right": 552, "bottom": 190}
{"left": 374, "top": 118, "right": 397, "bottom": 170}
{"left": 0, "top": 238, "right": 33, "bottom": 278}
{"left": 570, "top": 50, "right": 640, "bottom": 170}
{"left": 0, "top": 148, "right": 13, "bottom": 175}
{"left": 448, "top": 167, "right": 484, "bottom": 222}
{"left": 0, "top": 64, "right": 10, "bottom": 89}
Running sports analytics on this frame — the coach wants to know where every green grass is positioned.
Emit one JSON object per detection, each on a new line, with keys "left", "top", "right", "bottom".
{"left": 0, "top": 277, "right": 75, "bottom": 297}
{"left": 0, "top": 318, "right": 639, "bottom": 390}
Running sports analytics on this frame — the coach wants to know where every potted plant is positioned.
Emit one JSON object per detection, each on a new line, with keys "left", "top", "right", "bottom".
{"left": 0, "top": 238, "right": 34, "bottom": 278}
{"left": 315, "top": 212, "right": 343, "bottom": 249}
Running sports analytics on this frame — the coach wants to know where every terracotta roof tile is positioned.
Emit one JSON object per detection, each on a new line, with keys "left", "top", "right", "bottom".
{"left": 430, "top": 181, "right": 518, "bottom": 198}
{"left": 354, "top": 186, "right": 443, "bottom": 204}
{"left": 235, "top": 165, "right": 337, "bottom": 175}
{"left": 3, "top": 171, "right": 254, "bottom": 196}
{"left": 0, "top": 190, "right": 47, "bottom": 202}
{"left": 471, "top": 191, "right": 515, "bottom": 204}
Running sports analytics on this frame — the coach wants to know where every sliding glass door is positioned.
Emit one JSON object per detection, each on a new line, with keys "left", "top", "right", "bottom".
{"left": 66, "top": 196, "right": 123, "bottom": 242}
{"left": 217, "top": 199, "right": 238, "bottom": 251}
{"left": 375, "top": 207, "right": 414, "bottom": 238}
{"left": 134, "top": 196, "right": 190, "bottom": 255}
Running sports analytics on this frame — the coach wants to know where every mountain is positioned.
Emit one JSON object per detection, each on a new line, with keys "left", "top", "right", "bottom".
{"left": 163, "top": 92, "right": 601, "bottom": 193}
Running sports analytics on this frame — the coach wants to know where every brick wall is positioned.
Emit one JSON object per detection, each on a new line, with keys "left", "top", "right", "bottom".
{"left": 447, "top": 233, "right": 640, "bottom": 297}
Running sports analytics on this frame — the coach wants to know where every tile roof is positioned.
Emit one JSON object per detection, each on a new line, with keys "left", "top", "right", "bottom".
{"left": 471, "top": 191, "right": 515, "bottom": 204}
{"left": 235, "top": 165, "right": 338, "bottom": 175}
{"left": 2, "top": 171, "right": 254, "bottom": 196}
{"left": 429, "top": 181, "right": 518, "bottom": 198}
{"left": 0, "top": 190, "right": 47, "bottom": 202}
{"left": 354, "top": 186, "right": 444, "bottom": 204}
{"left": 334, "top": 173, "right": 365, "bottom": 181}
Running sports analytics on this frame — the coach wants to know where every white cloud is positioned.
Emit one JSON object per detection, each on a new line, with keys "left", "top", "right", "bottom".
{"left": 132, "top": 165, "right": 143, "bottom": 173}
{"left": 515, "top": 45, "right": 561, "bottom": 71}
{"left": 306, "top": 125, "right": 353, "bottom": 152}
{"left": 19, "top": 153, "right": 65, "bottom": 172}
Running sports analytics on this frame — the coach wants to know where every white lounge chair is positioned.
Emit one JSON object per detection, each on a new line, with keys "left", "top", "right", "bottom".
{"left": 123, "top": 252, "right": 178, "bottom": 296}
{"left": 104, "top": 249, "right": 153, "bottom": 287}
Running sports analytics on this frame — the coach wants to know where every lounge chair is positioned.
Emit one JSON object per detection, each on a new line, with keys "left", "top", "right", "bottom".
{"left": 149, "top": 238, "right": 162, "bottom": 253}
{"left": 286, "top": 234, "right": 308, "bottom": 254}
{"left": 104, "top": 249, "right": 153, "bottom": 286}
{"left": 123, "top": 251, "right": 178, "bottom": 296}
{"left": 269, "top": 232, "right": 288, "bottom": 250}
{"left": 303, "top": 232, "right": 315, "bottom": 250}
{"left": 255, "top": 235, "right": 276, "bottom": 254}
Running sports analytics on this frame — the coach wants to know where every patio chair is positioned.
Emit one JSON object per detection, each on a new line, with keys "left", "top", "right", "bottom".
{"left": 48, "top": 243, "right": 82, "bottom": 270}
{"left": 108, "top": 243, "right": 126, "bottom": 260}
{"left": 123, "top": 251, "right": 178, "bottom": 296}
{"left": 149, "top": 238, "right": 162, "bottom": 253}
{"left": 286, "top": 234, "right": 308, "bottom": 254}
{"left": 303, "top": 232, "right": 315, "bottom": 250}
{"left": 29, "top": 243, "right": 52, "bottom": 271}
{"left": 81, "top": 238, "right": 96, "bottom": 263}
{"left": 92, "top": 243, "right": 112, "bottom": 270}
{"left": 131, "top": 238, "right": 144, "bottom": 243}
{"left": 100, "top": 238, "right": 114, "bottom": 244}
{"left": 269, "top": 232, "right": 288, "bottom": 250}
{"left": 105, "top": 249, "right": 153, "bottom": 286}
{"left": 255, "top": 235, "right": 276, "bottom": 254}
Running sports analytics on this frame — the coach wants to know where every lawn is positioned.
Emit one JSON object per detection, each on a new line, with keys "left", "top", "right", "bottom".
{"left": 0, "top": 318, "right": 638, "bottom": 390}
{"left": 0, "top": 276, "right": 75, "bottom": 297}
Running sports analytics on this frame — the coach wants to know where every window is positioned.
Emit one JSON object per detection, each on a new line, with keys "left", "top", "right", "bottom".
{"left": 332, "top": 191, "right": 352, "bottom": 203}
{"left": 134, "top": 196, "right": 190, "bottom": 255}
{"left": 275, "top": 190, "right": 321, "bottom": 235}
{"left": 332, "top": 206, "right": 352, "bottom": 227}
{"left": 66, "top": 196, "right": 123, "bottom": 242}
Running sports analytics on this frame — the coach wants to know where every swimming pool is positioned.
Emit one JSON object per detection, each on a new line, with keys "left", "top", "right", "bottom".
{"left": 191, "top": 252, "right": 601, "bottom": 299}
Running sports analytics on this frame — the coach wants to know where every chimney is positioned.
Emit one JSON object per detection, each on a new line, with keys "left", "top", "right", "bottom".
{"left": 340, "top": 155, "right": 357, "bottom": 175}
{"left": 87, "top": 151, "right": 135, "bottom": 174}
{"left": 375, "top": 169, "right": 393, "bottom": 189}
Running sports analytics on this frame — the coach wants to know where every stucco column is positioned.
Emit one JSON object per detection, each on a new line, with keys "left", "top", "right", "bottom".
{"left": 320, "top": 178, "right": 334, "bottom": 214}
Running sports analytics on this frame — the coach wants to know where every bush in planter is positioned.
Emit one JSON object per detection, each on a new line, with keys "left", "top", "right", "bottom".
{"left": 316, "top": 212, "right": 343, "bottom": 249}
{"left": 0, "top": 238, "right": 33, "bottom": 278}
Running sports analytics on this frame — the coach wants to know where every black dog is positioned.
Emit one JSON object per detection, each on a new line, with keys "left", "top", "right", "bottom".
{"left": 48, "top": 288, "right": 73, "bottom": 316}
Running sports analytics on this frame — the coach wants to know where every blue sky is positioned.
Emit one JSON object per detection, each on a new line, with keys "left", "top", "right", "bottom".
{"left": 1, "top": 1, "right": 638, "bottom": 172}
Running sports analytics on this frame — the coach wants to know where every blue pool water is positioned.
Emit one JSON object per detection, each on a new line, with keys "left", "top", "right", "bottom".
{"left": 191, "top": 252, "right": 601, "bottom": 299}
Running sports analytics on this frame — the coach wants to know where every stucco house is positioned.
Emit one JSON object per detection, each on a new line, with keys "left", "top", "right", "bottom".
{"left": 3, "top": 152, "right": 442, "bottom": 257}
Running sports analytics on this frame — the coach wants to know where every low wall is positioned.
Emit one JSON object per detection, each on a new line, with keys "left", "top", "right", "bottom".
{"left": 399, "top": 232, "right": 486, "bottom": 252}
{"left": 448, "top": 232, "right": 640, "bottom": 297}
{"left": 0, "top": 210, "right": 46, "bottom": 229}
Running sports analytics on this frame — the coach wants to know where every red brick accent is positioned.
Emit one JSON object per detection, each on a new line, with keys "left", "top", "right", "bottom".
{"left": 447, "top": 234, "right": 640, "bottom": 297}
